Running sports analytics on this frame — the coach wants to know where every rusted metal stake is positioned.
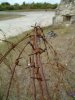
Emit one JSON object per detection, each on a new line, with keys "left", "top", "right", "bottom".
{"left": 29, "top": 56, "right": 37, "bottom": 100}
{"left": 29, "top": 25, "right": 50, "bottom": 100}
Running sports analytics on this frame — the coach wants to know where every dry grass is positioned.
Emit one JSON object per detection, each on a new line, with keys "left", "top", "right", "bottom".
{"left": 0, "top": 24, "right": 75, "bottom": 100}
{"left": 0, "top": 14, "right": 23, "bottom": 21}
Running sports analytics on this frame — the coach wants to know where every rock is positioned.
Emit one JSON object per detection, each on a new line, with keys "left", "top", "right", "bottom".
{"left": 53, "top": 0, "right": 75, "bottom": 25}
{"left": 47, "top": 31, "right": 57, "bottom": 38}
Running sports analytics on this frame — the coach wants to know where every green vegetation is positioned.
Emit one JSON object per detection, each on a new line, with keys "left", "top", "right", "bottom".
{"left": 0, "top": 2, "right": 58, "bottom": 11}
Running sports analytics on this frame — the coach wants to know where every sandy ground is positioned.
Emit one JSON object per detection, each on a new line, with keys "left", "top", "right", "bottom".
{"left": 0, "top": 11, "right": 55, "bottom": 39}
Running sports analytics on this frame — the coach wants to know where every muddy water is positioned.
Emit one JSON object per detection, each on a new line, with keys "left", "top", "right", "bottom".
{"left": 0, "top": 11, "right": 55, "bottom": 39}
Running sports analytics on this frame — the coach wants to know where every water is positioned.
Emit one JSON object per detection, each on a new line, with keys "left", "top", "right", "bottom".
{"left": 0, "top": 11, "right": 55, "bottom": 39}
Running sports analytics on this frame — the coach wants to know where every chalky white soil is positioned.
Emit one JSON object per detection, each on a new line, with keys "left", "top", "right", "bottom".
{"left": 0, "top": 11, "right": 55, "bottom": 39}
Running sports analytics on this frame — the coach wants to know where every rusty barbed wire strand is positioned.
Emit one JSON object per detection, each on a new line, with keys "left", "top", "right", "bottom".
{"left": 28, "top": 25, "right": 51, "bottom": 100}
{"left": 0, "top": 25, "right": 75, "bottom": 100}
{"left": 0, "top": 33, "right": 30, "bottom": 65}
{"left": 5, "top": 42, "right": 29, "bottom": 100}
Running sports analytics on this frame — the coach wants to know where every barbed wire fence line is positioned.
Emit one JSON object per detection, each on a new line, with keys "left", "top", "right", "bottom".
{"left": 0, "top": 25, "right": 75, "bottom": 100}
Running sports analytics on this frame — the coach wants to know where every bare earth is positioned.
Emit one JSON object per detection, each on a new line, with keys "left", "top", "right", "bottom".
{"left": 0, "top": 11, "right": 55, "bottom": 39}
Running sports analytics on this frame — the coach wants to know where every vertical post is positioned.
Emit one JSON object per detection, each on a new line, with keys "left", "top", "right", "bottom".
{"left": 34, "top": 26, "right": 50, "bottom": 100}
{"left": 29, "top": 55, "right": 36, "bottom": 100}
{"left": 29, "top": 25, "right": 50, "bottom": 100}
{"left": 34, "top": 27, "right": 45, "bottom": 100}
